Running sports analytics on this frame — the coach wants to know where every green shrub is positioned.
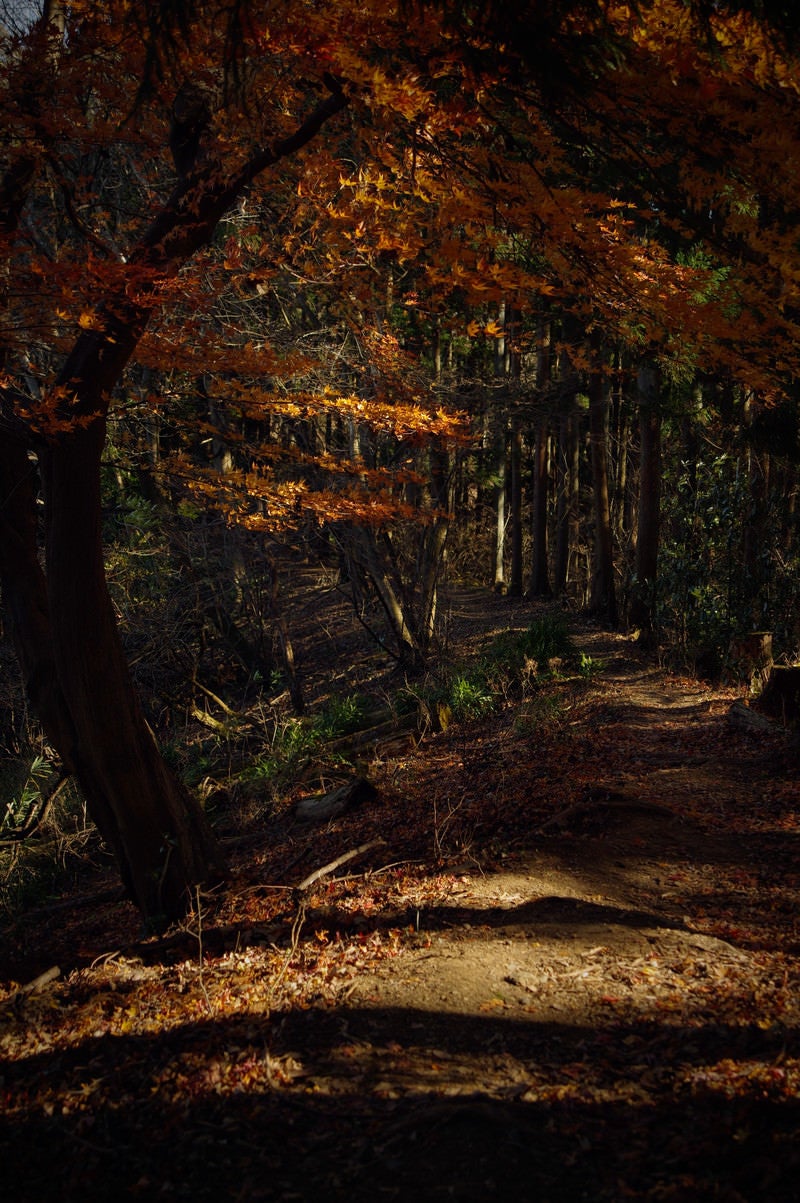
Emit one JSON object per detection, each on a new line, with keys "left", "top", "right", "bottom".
{"left": 481, "top": 614, "right": 575, "bottom": 692}
{"left": 448, "top": 674, "right": 495, "bottom": 721}
{"left": 239, "top": 693, "right": 368, "bottom": 798}
{"left": 312, "top": 693, "right": 368, "bottom": 740}
{"left": 578, "top": 652, "right": 605, "bottom": 678}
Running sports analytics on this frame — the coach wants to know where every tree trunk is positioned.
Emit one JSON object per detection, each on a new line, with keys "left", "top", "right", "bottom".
{"left": 493, "top": 429, "right": 507, "bottom": 591}
{"left": 509, "top": 413, "right": 524, "bottom": 596}
{"left": 0, "top": 438, "right": 78, "bottom": 770}
{"left": 588, "top": 368, "right": 618, "bottom": 626}
{"left": 346, "top": 526, "right": 424, "bottom": 669}
{"left": 530, "top": 316, "right": 551, "bottom": 596}
{"left": 419, "top": 449, "right": 451, "bottom": 642}
{"left": 729, "top": 631, "right": 773, "bottom": 693}
{"left": 41, "top": 420, "right": 225, "bottom": 921}
{"left": 612, "top": 387, "right": 630, "bottom": 545}
{"left": 491, "top": 301, "right": 508, "bottom": 592}
{"left": 628, "top": 362, "right": 661, "bottom": 636}
{"left": 554, "top": 406, "right": 579, "bottom": 596}
{"left": 758, "top": 665, "right": 800, "bottom": 725}
{"left": 530, "top": 421, "right": 551, "bottom": 595}
{"left": 0, "top": 83, "right": 348, "bottom": 923}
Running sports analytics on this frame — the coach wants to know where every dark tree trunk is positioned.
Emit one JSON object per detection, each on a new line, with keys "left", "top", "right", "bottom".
{"left": 530, "top": 316, "right": 551, "bottom": 596}
{"left": 42, "top": 420, "right": 224, "bottom": 921}
{"left": 493, "top": 428, "right": 507, "bottom": 591}
{"left": 588, "top": 369, "right": 618, "bottom": 627}
{"left": 0, "top": 83, "right": 348, "bottom": 923}
{"left": 0, "top": 438, "right": 78, "bottom": 771}
{"left": 509, "top": 413, "right": 524, "bottom": 596}
{"left": 530, "top": 421, "right": 551, "bottom": 596}
{"left": 554, "top": 406, "right": 579, "bottom": 596}
{"left": 629, "top": 362, "right": 662, "bottom": 636}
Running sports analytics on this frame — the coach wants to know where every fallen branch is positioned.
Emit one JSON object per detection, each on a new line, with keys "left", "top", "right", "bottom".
{"left": 296, "top": 838, "right": 387, "bottom": 893}
{"left": 5, "top": 965, "right": 61, "bottom": 1012}
{"left": 190, "top": 705, "right": 234, "bottom": 734}
{"left": 294, "top": 776, "right": 377, "bottom": 823}
{"left": 18, "top": 964, "right": 60, "bottom": 994}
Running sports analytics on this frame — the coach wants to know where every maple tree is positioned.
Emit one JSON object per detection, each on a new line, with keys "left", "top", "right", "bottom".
{"left": 3, "top": 0, "right": 800, "bottom": 925}
{"left": 0, "top": 1, "right": 359, "bottom": 922}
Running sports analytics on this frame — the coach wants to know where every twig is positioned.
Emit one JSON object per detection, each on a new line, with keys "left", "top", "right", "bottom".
{"left": 295, "top": 839, "right": 386, "bottom": 892}
{"left": 17, "top": 965, "right": 60, "bottom": 994}
{"left": 6, "top": 965, "right": 61, "bottom": 1013}
{"left": 193, "top": 885, "right": 213, "bottom": 1013}
{"left": 0, "top": 768, "right": 70, "bottom": 845}
{"left": 266, "top": 896, "right": 307, "bottom": 1009}
{"left": 191, "top": 677, "right": 241, "bottom": 717}
{"left": 328, "top": 858, "right": 421, "bottom": 882}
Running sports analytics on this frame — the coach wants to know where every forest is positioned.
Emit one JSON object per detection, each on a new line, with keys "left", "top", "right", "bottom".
{"left": 1, "top": 1, "right": 800, "bottom": 1199}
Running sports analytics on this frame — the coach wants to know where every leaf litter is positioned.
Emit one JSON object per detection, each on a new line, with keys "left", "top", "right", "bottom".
{"left": 1, "top": 604, "right": 799, "bottom": 1200}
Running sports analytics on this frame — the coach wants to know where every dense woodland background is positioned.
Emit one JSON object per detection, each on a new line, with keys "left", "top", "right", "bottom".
{"left": 1, "top": 0, "right": 800, "bottom": 921}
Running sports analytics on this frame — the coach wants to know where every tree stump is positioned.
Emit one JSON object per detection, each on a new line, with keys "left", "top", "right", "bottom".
{"left": 728, "top": 631, "right": 773, "bottom": 694}
{"left": 756, "top": 665, "right": 800, "bottom": 726}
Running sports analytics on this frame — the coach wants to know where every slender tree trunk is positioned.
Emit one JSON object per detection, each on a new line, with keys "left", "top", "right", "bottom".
{"left": 530, "top": 422, "right": 551, "bottom": 595}
{"left": 491, "top": 302, "right": 508, "bottom": 591}
{"left": 741, "top": 393, "right": 770, "bottom": 626}
{"left": 419, "top": 447, "right": 451, "bottom": 643}
{"left": 421, "top": 327, "right": 451, "bottom": 631}
{"left": 529, "top": 317, "right": 551, "bottom": 596}
{"left": 493, "top": 432, "right": 507, "bottom": 591}
{"left": 628, "top": 361, "right": 662, "bottom": 637}
{"left": 509, "top": 413, "right": 524, "bottom": 596}
{"left": 554, "top": 407, "right": 579, "bottom": 596}
{"left": 613, "top": 398, "right": 630, "bottom": 545}
{"left": 588, "top": 368, "right": 618, "bottom": 627}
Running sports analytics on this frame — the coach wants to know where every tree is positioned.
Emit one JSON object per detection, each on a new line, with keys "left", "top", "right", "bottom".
{"left": 0, "top": 2, "right": 351, "bottom": 922}
{"left": 629, "top": 360, "right": 662, "bottom": 638}
{"left": 588, "top": 360, "right": 618, "bottom": 627}
{"left": 6, "top": 0, "right": 800, "bottom": 925}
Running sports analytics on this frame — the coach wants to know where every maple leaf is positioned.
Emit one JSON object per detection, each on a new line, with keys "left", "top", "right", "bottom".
{"left": 78, "top": 310, "right": 103, "bottom": 331}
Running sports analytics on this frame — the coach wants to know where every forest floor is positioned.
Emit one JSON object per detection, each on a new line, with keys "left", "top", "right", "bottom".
{"left": 1, "top": 587, "right": 800, "bottom": 1201}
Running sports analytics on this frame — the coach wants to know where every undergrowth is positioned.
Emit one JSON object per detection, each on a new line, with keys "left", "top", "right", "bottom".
{"left": 0, "top": 772, "right": 100, "bottom": 918}
{"left": 421, "top": 614, "right": 593, "bottom": 724}
{"left": 0, "top": 615, "right": 599, "bottom": 918}
{"left": 237, "top": 693, "right": 369, "bottom": 799}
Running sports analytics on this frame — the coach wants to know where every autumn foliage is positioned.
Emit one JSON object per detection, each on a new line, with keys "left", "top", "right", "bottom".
{"left": 1, "top": 0, "right": 800, "bottom": 924}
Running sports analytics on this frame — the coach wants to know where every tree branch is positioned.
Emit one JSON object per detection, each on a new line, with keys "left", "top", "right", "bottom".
{"left": 296, "top": 839, "right": 386, "bottom": 892}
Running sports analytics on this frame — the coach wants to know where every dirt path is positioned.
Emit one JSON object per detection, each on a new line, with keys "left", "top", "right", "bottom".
{"left": 264, "top": 627, "right": 800, "bottom": 1200}
{"left": 2, "top": 619, "right": 799, "bottom": 1201}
